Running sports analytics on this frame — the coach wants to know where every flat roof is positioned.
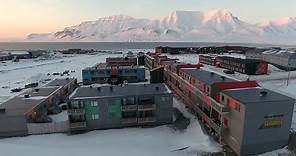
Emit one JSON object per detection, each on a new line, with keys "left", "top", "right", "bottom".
{"left": 222, "top": 88, "right": 294, "bottom": 104}
{"left": 183, "top": 68, "right": 236, "bottom": 85}
{"left": 46, "top": 78, "right": 76, "bottom": 87}
{"left": 83, "top": 63, "right": 145, "bottom": 70}
{"left": 0, "top": 86, "right": 61, "bottom": 116}
{"left": 217, "top": 56, "right": 260, "bottom": 63}
{"left": 70, "top": 83, "right": 171, "bottom": 100}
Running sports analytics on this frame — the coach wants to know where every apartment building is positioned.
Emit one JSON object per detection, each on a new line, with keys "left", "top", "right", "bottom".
{"left": 67, "top": 83, "right": 173, "bottom": 132}
{"left": 147, "top": 52, "right": 295, "bottom": 156}
{"left": 82, "top": 63, "right": 145, "bottom": 85}
{"left": 0, "top": 78, "right": 77, "bottom": 138}
{"left": 246, "top": 48, "right": 296, "bottom": 70}
{"left": 106, "top": 57, "right": 138, "bottom": 66}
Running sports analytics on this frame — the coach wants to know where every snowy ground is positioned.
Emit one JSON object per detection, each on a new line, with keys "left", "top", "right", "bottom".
{"left": 0, "top": 98, "right": 220, "bottom": 156}
{"left": 1, "top": 53, "right": 296, "bottom": 155}
{"left": 49, "top": 110, "right": 69, "bottom": 122}
{"left": 0, "top": 53, "right": 122, "bottom": 103}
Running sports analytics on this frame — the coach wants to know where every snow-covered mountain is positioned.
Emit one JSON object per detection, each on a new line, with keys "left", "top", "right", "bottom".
{"left": 25, "top": 9, "right": 296, "bottom": 44}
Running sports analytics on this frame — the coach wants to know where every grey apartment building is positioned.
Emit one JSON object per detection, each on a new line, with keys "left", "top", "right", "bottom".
{"left": 67, "top": 83, "right": 173, "bottom": 132}
{"left": 0, "top": 78, "right": 77, "bottom": 138}
{"left": 220, "top": 88, "right": 294, "bottom": 155}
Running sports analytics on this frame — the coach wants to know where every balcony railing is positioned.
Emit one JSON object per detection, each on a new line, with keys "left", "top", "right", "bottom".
{"left": 210, "top": 99, "right": 230, "bottom": 113}
{"left": 68, "top": 109, "right": 85, "bottom": 115}
{"left": 195, "top": 106, "right": 226, "bottom": 135}
{"left": 138, "top": 117, "right": 156, "bottom": 123}
{"left": 138, "top": 104, "right": 156, "bottom": 111}
{"left": 70, "top": 122, "right": 86, "bottom": 128}
{"left": 122, "top": 105, "right": 137, "bottom": 111}
{"left": 121, "top": 118, "right": 137, "bottom": 124}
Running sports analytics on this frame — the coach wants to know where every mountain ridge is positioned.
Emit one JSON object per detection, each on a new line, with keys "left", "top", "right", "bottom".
{"left": 25, "top": 9, "right": 296, "bottom": 44}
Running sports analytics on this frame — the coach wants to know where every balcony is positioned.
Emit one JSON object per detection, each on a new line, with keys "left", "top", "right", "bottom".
{"left": 210, "top": 99, "right": 230, "bottom": 113}
{"left": 70, "top": 122, "right": 86, "bottom": 128}
{"left": 121, "top": 118, "right": 137, "bottom": 124}
{"left": 122, "top": 105, "right": 137, "bottom": 111}
{"left": 196, "top": 106, "right": 227, "bottom": 135}
{"left": 68, "top": 109, "right": 85, "bottom": 115}
{"left": 138, "top": 104, "right": 156, "bottom": 111}
{"left": 138, "top": 117, "right": 156, "bottom": 124}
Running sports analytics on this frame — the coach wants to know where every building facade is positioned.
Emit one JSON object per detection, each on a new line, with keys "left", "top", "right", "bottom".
{"left": 147, "top": 52, "right": 295, "bottom": 156}
{"left": 67, "top": 83, "right": 173, "bottom": 132}
{"left": 82, "top": 63, "right": 146, "bottom": 85}
{"left": 106, "top": 57, "right": 138, "bottom": 66}
{"left": 216, "top": 56, "right": 268, "bottom": 75}
{"left": 246, "top": 48, "right": 296, "bottom": 71}
{"left": 199, "top": 55, "right": 268, "bottom": 75}
{"left": 0, "top": 78, "right": 77, "bottom": 138}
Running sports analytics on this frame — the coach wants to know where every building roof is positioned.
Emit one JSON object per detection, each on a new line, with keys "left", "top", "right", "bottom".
{"left": 0, "top": 86, "right": 61, "bottom": 116}
{"left": 83, "top": 63, "right": 145, "bottom": 70}
{"left": 250, "top": 48, "right": 296, "bottom": 58}
{"left": 183, "top": 68, "right": 236, "bottom": 85}
{"left": 217, "top": 56, "right": 260, "bottom": 64}
{"left": 3, "top": 51, "right": 30, "bottom": 55}
{"left": 222, "top": 88, "right": 294, "bottom": 104}
{"left": 46, "top": 78, "right": 76, "bottom": 87}
{"left": 70, "top": 83, "right": 171, "bottom": 100}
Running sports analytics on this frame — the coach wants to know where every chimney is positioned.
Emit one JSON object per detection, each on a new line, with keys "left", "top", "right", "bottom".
{"left": 34, "top": 88, "right": 39, "bottom": 92}
{"left": 260, "top": 90, "right": 268, "bottom": 97}
{"left": 24, "top": 94, "right": 30, "bottom": 98}
{"left": 210, "top": 72, "right": 214, "bottom": 76}
{"left": 110, "top": 86, "right": 113, "bottom": 92}
{"left": 221, "top": 76, "right": 226, "bottom": 80}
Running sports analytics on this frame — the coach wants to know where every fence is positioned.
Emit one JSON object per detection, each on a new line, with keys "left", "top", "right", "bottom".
{"left": 27, "top": 121, "right": 69, "bottom": 135}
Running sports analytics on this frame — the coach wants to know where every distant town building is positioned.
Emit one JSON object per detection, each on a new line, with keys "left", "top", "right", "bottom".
{"left": 199, "top": 55, "right": 268, "bottom": 75}
{"left": 0, "top": 52, "right": 12, "bottom": 61}
{"left": 60, "top": 49, "right": 95, "bottom": 54}
{"left": 216, "top": 56, "right": 268, "bottom": 75}
{"left": 106, "top": 57, "right": 137, "bottom": 66}
{"left": 246, "top": 48, "right": 296, "bottom": 70}
{"left": 67, "top": 83, "right": 173, "bottom": 132}
{"left": 82, "top": 63, "right": 146, "bottom": 85}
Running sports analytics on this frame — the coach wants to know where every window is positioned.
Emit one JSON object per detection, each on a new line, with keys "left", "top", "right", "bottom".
{"left": 73, "top": 101, "right": 79, "bottom": 107}
{"left": 235, "top": 103, "right": 241, "bottom": 112}
{"left": 92, "top": 114, "right": 99, "bottom": 120}
{"left": 91, "top": 101, "right": 98, "bottom": 107}
{"left": 221, "top": 95, "right": 225, "bottom": 102}
{"left": 123, "top": 97, "right": 135, "bottom": 105}
{"left": 161, "top": 96, "right": 170, "bottom": 102}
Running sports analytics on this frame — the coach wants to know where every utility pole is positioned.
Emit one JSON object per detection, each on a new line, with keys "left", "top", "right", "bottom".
{"left": 287, "top": 63, "right": 291, "bottom": 86}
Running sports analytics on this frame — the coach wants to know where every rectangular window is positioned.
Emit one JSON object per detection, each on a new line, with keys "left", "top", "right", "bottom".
{"left": 91, "top": 101, "right": 98, "bottom": 107}
{"left": 92, "top": 114, "right": 99, "bottom": 120}
{"left": 235, "top": 103, "right": 241, "bottom": 112}
{"left": 161, "top": 96, "right": 169, "bottom": 102}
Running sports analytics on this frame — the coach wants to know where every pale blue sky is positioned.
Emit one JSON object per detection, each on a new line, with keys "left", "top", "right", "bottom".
{"left": 1, "top": 0, "right": 296, "bottom": 40}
